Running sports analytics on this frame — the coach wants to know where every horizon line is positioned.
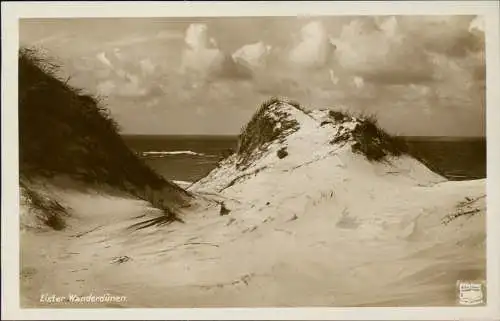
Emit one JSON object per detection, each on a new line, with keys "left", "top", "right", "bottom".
{"left": 119, "top": 133, "right": 487, "bottom": 138}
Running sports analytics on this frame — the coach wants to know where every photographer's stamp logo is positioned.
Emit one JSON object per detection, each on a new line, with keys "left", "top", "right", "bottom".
{"left": 456, "top": 280, "right": 485, "bottom": 306}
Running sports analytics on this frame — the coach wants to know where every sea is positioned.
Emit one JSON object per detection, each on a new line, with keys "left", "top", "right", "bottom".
{"left": 122, "top": 135, "right": 486, "bottom": 183}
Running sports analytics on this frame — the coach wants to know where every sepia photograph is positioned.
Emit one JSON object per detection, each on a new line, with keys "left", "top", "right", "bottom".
{"left": 2, "top": 1, "right": 500, "bottom": 320}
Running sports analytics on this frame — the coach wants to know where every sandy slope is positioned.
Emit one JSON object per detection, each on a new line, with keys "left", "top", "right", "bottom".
{"left": 20, "top": 102, "right": 486, "bottom": 307}
{"left": 20, "top": 179, "right": 485, "bottom": 308}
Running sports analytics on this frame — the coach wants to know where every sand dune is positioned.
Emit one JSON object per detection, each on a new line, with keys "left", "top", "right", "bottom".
{"left": 20, "top": 99, "right": 485, "bottom": 307}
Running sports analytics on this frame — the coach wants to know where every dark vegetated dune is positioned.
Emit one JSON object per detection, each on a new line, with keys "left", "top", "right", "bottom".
{"left": 347, "top": 112, "right": 409, "bottom": 162}
{"left": 236, "top": 97, "right": 301, "bottom": 168}
{"left": 19, "top": 48, "right": 192, "bottom": 226}
{"left": 236, "top": 96, "right": 409, "bottom": 167}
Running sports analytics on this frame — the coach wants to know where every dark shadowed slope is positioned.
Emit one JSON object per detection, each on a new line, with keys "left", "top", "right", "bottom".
{"left": 19, "top": 48, "right": 192, "bottom": 227}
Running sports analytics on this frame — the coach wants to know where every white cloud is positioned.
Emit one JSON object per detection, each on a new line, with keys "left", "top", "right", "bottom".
{"left": 97, "top": 77, "right": 148, "bottom": 98}
{"left": 96, "top": 52, "right": 113, "bottom": 69}
{"left": 140, "top": 59, "right": 156, "bottom": 76}
{"left": 468, "top": 16, "right": 484, "bottom": 33}
{"left": 113, "top": 48, "right": 126, "bottom": 61}
{"left": 209, "top": 37, "right": 218, "bottom": 48}
{"left": 331, "top": 17, "right": 435, "bottom": 85}
{"left": 334, "top": 18, "right": 399, "bottom": 72}
{"left": 97, "top": 80, "right": 116, "bottom": 95}
{"left": 379, "top": 16, "right": 399, "bottom": 38}
{"left": 185, "top": 24, "right": 209, "bottom": 50}
{"left": 288, "top": 21, "right": 332, "bottom": 68}
{"left": 232, "top": 41, "right": 271, "bottom": 69}
{"left": 329, "top": 69, "right": 339, "bottom": 85}
{"left": 180, "top": 23, "right": 253, "bottom": 80}
{"left": 181, "top": 48, "right": 224, "bottom": 75}
{"left": 181, "top": 23, "right": 225, "bottom": 75}
{"left": 96, "top": 49, "right": 129, "bottom": 74}
{"left": 353, "top": 76, "right": 365, "bottom": 89}
{"left": 30, "top": 17, "right": 484, "bottom": 136}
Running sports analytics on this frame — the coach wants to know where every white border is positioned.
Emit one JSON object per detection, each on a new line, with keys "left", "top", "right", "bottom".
{"left": 2, "top": 1, "right": 499, "bottom": 320}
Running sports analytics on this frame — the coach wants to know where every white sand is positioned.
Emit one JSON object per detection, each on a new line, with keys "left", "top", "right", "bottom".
{"left": 173, "top": 180, "right": 194, "bottom": 189}
{"left": 20, "top": 102, "right": 486, "bottom": 307}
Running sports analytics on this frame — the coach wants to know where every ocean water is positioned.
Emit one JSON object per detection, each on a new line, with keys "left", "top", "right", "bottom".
{"left": 122, "top": 135, "right": 486, "bottom": 183}
{"left": 122, "top": 135, "right": 237, "bottom": 183}
{"left": 404, "top": 137, "right": 486, "bottom": 180}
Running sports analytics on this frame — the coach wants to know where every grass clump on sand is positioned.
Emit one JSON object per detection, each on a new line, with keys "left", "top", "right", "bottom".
{"left": 21, "top": 180, "right": 68, "bottom": 230}
{"left": 326, "top": 109, "right": 408, "bottom": 162}
{"left": 277, "top": 147, "right": 289, "bottom": 159}
{"left": 328, "top": 110, "right": 348, "bottom": 122}
{"left": 19, "top": 47, "right": 191, "bottom": 226}
{"left": 350, "top": 113, "right": 409, "bottom": 162}
{"left": 236, "top": 97, "right": 300, "bottom": 168}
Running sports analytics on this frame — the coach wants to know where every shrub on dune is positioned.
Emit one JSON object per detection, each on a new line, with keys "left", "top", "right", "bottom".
{"left": 350, "top": 113, "right": 409, "bottom": 162}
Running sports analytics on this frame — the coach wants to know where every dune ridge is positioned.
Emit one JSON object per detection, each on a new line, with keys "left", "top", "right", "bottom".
{"left": 19, "top": 56, "right": 485, "bottom": 307}
{"left": 19, "top": 48, "right": 193, "bottom": 230}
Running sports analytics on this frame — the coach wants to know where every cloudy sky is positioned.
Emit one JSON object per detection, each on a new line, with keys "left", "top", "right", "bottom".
{"left": 20, "top": 15, "right": 485, "bottom": 136}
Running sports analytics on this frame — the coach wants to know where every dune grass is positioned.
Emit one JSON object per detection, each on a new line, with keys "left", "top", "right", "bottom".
{"left": 236, "top": 97, "right": 408, "bottom": 166}
{"left": 19, "top": 47, "right": 191, "bottom": 226}
{"left": 20, "top": 180, "right": 68, "bottom": 230}
{"left": 350, "top": 113, "right": 409, "bottom": 161}
{"left": 328, "top": 110, "right": 348, "bottom": 122}
{"left": 236, "top": 97, "right": 300, "bottom": 168}
{"left": 326, "top": 109, "right": 409, "bottom": 161}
